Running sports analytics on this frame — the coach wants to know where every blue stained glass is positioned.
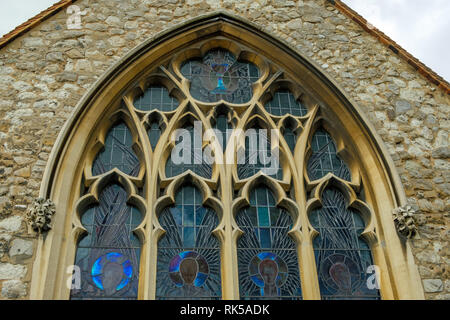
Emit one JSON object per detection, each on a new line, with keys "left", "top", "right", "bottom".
{"left": 310, "top": 188, "right": 380, "bottom": 300}
{"left": 307, "top": 128, "right": 351, "bottom": 181}
{"left": 92, "top": 275, "right": 103, "bottom": 290}
{"left": 236, "top": 187, "right": 302, "bottom": 300}
{"left": 181, "top": 49, "right": 260, "bottom": 104}
{"left": 156, "top": 184, "right": 221, "bottom": 300}
{"left": 265, "top": 90, "right": 307, "bottom": 117}
{"left": 70, "top": 184, "right": 142, "bottom": 300}
{"left": 184, "top": 227, "right": 195, "bottom": 247}
{"left": 92, "top": 122, "right": 140, "bottom": 177}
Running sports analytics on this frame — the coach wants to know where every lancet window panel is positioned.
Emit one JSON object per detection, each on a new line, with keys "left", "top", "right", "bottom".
{"left": 307, "top": 128, "right": 351, "bottom": 181}
{"left": 310, "top": 188, "right": 380, "bottom": 300}
{"left": 237, "top": 126, "right": 283, "bottom": 181}
{"left": 71, "top": 184, "right": 142, "bottom": 300}
{"left": 236, "top": 186, "right": 302, "bottom": 300}
{"left": 156, "top": 184, "right": 221, "bottom": 300}
{"left": 92, "top": 122, "right": 140, "bottom": 177}
{"left": 165, "top": 125, "right": 213, "bottom": 179}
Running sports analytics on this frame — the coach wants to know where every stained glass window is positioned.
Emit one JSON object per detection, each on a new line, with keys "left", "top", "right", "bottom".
{"left": 307, "top": 128, "right": 351, "bottom": 181}
{"left": 236, "top": 186, "right": 302, "bottom": 300}
{"left": 156, "top": 184, "right": 221, "bottom": 299}
{"left": 265, "top": 90, "right": 307, "bottom": 116}
{"left": 165, "top": 125, "right": 212, "bottom": 179}
{"left": 92, "top": 122, "right": 140, "bottom": 177}
{"left": 133, "top": 86, "right": 179, "bottom": 112}
{"left": 213, "top": 114, "right": 232, "bottom": 152}
{"left": 310, "top": 188, "right": 380, "bottom": 300}
{"left": 148, "top": 121, "right": 162, "bottom": 151}
{"left": 283, "top": 127, "right": 297, "bottom": 152}
{"left": 181, "top": 49, "right": 260, "bottom": 104}
{"left": 237, "top": 127, "right": 282, "bottom": 180}
{"left": 71, "top": 184, "right": 142, "bottom": 300}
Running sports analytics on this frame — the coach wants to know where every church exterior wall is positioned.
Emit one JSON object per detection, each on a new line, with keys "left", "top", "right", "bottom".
{"left": 0, "top": 0, "right": 448, "bottom": 299}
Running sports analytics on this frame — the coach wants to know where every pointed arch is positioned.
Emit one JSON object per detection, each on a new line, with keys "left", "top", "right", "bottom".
{"left": 31, "top": 12, "right": 423, "bottom": 300}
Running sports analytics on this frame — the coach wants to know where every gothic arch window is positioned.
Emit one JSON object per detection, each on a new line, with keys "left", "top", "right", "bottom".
{"left": 236, "top": 185, "right": 302, "bottom": 299}
{"left": 70, "top": 183, "right": 143, "bottom": 300}
{"left": 32, "top": 15, "right": 424, "bottom": 300}
{"left": 310, "top": 187, "right": 380, "bottom": 300}
{"left": 156, "top": 183, "right": 221, "bottom": 299}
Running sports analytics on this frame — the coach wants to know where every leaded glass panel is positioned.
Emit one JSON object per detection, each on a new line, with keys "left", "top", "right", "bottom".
{"left": 148, "top": 121, "right": 162, "bottom": 151}
{"left": 237, "top": 127, "right": 282, "bottom": 180}
{"left": 165, "top": 126, "right": 212, "bottom": 179}
{"left": 283, "top": 127, "right": 297, "bottom": 152}
{"left": 70, "top": 184, "right": 142, "bottom": 300}
{"left": 236, "top": 187, "right": 302, "bottom": 300}
{"left": 156, "top": 184, "right": 221, "bottom": 299}
{"left": 92, "top": 122, "right": 140, "bottom": 176}
{"left": 265, "top": 90, "right": 307, "bottom": 116}
{"left": 181, "top": 49, "right": 259, "bottom": 104}
{"left": 307, "top": 128, "right": 351, "bottom": 181}
{"left": 133, "top": 86, "right": 179, "bottom": 112}
{"left": 310, "top": 188, "right": 380, "bottom": 300}
{"left": 213, "top": 114, "right": 232, "bottom": 152}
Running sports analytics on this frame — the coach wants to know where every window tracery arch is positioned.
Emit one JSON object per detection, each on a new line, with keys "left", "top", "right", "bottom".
{"left": 32, "top": 15, "right": 424, "bottom": 300}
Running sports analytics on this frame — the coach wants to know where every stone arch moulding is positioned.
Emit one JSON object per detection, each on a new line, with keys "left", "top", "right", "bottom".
{"left": 30, "top": 12, "right": 424, "bottom": 300}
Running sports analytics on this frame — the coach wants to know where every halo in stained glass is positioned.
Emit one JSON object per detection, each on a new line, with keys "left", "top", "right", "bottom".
{"left": 181, "top": 49, "right": 260, "bottom": 104}
{"left": 91, "top": 252, "right": 133, "bottom": 292}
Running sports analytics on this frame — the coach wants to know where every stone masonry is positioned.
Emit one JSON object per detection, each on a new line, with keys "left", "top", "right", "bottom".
{"left": 0, "top": 0, "right": 448, "bottom": 299}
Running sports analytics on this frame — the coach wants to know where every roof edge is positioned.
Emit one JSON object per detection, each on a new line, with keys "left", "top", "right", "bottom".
{"left": 0, "top": 0, "right": 74, "bottom": 49}
{"left": 0, "top": 0, "right": 448, "bottom": 94}
{"left": 330, "top": 0, "right": 450, "bottom": 94}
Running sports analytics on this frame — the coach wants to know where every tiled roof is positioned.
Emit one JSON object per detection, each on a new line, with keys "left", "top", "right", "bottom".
{"left": 0, "top": 0, "right": 75, "bottom": 48}
{"left": 0, "top": 0, "right": 448, "bottom": 94}
{"left": 331, "top": 0, "right": 450, "bottom": 94}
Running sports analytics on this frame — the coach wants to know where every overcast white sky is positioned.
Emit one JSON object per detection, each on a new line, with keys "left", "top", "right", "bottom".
{"left": 0, "top": 0, "right": 448, "bottom": 81}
